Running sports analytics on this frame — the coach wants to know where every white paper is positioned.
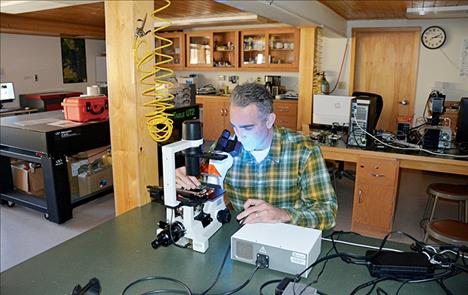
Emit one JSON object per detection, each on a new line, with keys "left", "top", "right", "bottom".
{"left": 47, "top": 120, "right": 82, "bottom": 128}
{"left": 14, "top": 118, "right": 57, "bottom": 126}
{"left": 460, "top": 37, "right": 468, "bottom": 77}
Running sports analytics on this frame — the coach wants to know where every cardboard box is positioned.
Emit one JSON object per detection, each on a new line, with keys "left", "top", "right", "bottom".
{"left": 78, "top": 165, "right": 113, "bottom": 197}
{"left": 11, "top": 161, "right": 44, "bottom": 197}
{"left": 67, "top": 145, "right": 111, "bottom": 196}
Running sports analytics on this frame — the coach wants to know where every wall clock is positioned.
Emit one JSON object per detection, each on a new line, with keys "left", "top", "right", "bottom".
{"left": 421, "top": 26, "right": 446, "bottom": 49}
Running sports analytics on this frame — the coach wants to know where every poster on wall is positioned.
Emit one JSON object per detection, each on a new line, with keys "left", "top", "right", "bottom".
{"left": 61, "top": 38, "right": 87, "bottom": 83}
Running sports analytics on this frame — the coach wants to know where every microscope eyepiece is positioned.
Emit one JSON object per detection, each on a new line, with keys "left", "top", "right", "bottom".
{"left": 182, "top": 120, "right": 202, "bottom": 140}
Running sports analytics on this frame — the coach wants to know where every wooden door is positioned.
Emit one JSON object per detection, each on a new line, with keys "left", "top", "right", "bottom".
{"left": 350, "top": 28, "right": 420, "bottom": 132}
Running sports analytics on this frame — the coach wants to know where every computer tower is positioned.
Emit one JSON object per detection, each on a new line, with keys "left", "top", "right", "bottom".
{"left": 348, "top": 98, "right": 370, "bottom": 147}
{"left": 347, "top": 97, "right": 379, "bottom": 147}
{"left": 456, "top": 97, "right": 468, "bottom": 144}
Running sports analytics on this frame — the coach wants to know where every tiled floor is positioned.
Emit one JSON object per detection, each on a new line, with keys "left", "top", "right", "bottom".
{"left": 0, "top": 193, "right": 115, "bottom": 271}
{"left": 1, "top": 169, "right": 465, "bottom": 272}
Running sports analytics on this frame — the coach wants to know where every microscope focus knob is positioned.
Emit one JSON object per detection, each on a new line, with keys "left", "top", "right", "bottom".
{"left": 217, "top": 208, "right": 231, "bottom": 224}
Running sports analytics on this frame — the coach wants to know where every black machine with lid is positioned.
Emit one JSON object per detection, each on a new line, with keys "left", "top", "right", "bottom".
{"left": 264, "top": 75, "right": 281, "bottom": 96}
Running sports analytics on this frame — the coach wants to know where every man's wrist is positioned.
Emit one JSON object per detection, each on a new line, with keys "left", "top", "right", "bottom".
{"left": 279, "top": 209, "right": 291, "bottom": 223}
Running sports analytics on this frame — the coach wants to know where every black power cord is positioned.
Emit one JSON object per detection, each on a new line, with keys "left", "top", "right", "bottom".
{"left": 268, "top": 230, "right": 468, "bottom": 295}
{"left": 121, "top": 276, "right": 192, "bottom": 295}
{"left": 199, "top": 244, "right": 231, "bottom": 295}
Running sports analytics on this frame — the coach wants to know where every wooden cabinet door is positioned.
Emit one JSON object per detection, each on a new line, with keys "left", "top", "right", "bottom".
{"left": 267, "top": 28, "right": 300, "bottom": 70}
{"left": 240, "top": 30, "right": 267, "bottom": 68}
{"left": 202, "top": 100, "right": 229, "bottom": 141}
{"left": 186, "top": 32, "right": 213, "bottom": 68}
{"left": 156, "top": 32, "right": 184, "bottom": 69}
{"left": 351, "top": 157, "right": 399, "bottom": 237}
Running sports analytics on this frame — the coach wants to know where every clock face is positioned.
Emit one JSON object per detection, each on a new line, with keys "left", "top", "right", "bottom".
{"left": 421, "top": 26, "right": 446, "bottom": 49}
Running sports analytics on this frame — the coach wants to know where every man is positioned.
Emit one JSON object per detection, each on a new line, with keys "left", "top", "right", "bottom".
{"left": 176, "top": 83, "right": 337, "bottom": 230}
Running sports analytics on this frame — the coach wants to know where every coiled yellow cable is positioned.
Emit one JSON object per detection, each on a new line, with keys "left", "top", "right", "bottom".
{"left": 133, "top": 0, "right": 175, "bottom": 142}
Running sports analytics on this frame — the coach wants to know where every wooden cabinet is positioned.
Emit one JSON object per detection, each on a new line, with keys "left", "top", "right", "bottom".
{"left": 198, "top": 96, "right": 298, "bottom": 141}
{"left": 156, "top": 32, "right": 184, "bottom": 69}
{"left": 267, "top": 28, "right": 300, "bottom": 69}
{"left": 197, "top": 96, "right": 231, "bottom": 141}
{"left": 273, "top": 100, "right": 298, "bottom": 130}
{"left": 241, "top": 30, "right": 267, "bottom": 68}
{"left": 241, "top": 28, "right": 299, "bottom": 70}
{"left": 213, "top": 31, "right": 238, "bottom": 69}
{"left": 352, "top": 157, "right": 400, "bottom": 237}
{"left": 160, "top": 27, "right": 299, "bottom": 71}
{"left": 186, "top": 32, "right": 212, "bottom": 67}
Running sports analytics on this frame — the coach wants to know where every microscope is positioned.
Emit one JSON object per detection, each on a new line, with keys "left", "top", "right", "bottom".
{"left": 151, "top": 120, "right": 235, "bottom": 253}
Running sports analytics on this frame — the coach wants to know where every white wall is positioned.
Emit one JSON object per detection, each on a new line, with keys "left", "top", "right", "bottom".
{"left": 321, "top": 18, "right": 468, "bottom": 122}
{"left": 0, "top": 33, "right": 106, "bottom": 108}
{"left": 175, "top": 70, "right": 299, "bottom": 94}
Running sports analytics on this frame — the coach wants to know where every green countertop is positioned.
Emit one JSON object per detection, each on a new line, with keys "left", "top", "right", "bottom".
{"left": 1, "top": 203, "right": 467, "bottom": 294}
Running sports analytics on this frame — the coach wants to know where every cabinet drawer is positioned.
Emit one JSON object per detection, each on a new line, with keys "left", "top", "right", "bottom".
{"left": 276, "top": 115, "right": 297, "bottom": 129}
{"left": 273, "top": 102, "right": 297, "bottom": 116}
{"left": 356, "top": 157, "right": 399, "bottom": 186}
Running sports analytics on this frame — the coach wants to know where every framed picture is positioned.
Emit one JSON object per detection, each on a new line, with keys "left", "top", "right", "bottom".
{"left": 61, "top": 38, "right": 87, "bottom": 83}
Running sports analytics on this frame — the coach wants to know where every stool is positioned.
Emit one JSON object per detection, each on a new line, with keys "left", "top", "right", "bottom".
{"left": 421, "top": 183, "right": 468, "bottom": 242}
{"left": 424, "top": 219, "right": 468, "bottom": 246}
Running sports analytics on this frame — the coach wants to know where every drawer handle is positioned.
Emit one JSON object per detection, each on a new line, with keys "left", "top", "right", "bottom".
{"left": 358, "top": 189, "right": 362, "bottom": 203}
{"left": 278, "top": 107, "right": 289, "bottom": 112}
{"left": 370, "top": 173, "right": 384, "bottom": 177}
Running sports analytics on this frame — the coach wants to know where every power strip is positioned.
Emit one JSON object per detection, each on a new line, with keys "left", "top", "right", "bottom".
{"left": 366, "top": 250, "right": 434, "bottom": 279}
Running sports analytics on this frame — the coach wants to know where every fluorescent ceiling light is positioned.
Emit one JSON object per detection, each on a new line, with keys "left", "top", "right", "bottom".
{"left": 406, "top": 5, "right": 468, "bottom": 18}
{"left": 154, "top": 13, "right": 259, "bottom": 27}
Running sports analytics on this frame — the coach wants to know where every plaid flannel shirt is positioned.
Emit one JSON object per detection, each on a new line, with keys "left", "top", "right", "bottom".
{"left": 224, "top": 126, "right": 337, "bottom": 230}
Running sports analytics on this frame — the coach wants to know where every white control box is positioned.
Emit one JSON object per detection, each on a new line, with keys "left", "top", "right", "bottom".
{"left": 231, "top": 223, "right": 321, "bottom": 278}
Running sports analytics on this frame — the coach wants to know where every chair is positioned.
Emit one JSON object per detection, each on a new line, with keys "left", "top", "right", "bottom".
{"left": 425, "top": 220, "right": 468, "bottom": 246}
{"left": 334, "top": 91, "right": 384, "bottom": 181}
{"left": 421, "top": 183, "right": 468, "bottom": 243}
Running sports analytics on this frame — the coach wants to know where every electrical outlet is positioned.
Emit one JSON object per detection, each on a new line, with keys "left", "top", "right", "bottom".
{"left": 338, "top": 81, "right": 346, "bottom": 89}
{"left": 34, "top": 74, "right": 38, "bottom": 82}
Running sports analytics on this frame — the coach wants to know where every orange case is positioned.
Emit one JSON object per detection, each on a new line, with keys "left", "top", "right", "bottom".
{"left": 62, "top": 96, "right": 109, "bottom": 122}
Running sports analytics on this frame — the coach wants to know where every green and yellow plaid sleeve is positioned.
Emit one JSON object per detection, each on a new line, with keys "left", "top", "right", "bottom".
{"left": 284, "top": 146, "right": 337, "bottom": 230}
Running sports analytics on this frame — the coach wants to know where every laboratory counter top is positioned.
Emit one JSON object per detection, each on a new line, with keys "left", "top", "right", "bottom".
{"left": 1, "top": 203, "right": 467, "bottom": 294}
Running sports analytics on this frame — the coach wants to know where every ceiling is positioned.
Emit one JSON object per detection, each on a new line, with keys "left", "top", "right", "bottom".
{"left": 319, "top": 0, "right": 468, "bottom": 20}
{"left": 1, "top": 0, "right": 468, "bottom": 39}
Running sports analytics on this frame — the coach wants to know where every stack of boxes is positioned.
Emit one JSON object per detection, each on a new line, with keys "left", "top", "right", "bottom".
{"left": 66, "top": 145, "right": 113, "bottom": 198}
{"left": 11, "top": 146, "right": 112, "bottom": 199}
{"left": 10, "top": 161, "right": 44, "bottom": 197}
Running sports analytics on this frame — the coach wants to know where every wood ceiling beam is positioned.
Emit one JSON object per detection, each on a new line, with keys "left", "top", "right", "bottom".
{"left": 0, "top": 13, "right": 105, "bottom": 39}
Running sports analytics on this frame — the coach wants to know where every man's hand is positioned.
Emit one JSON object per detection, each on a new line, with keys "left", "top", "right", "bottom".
{"left": 236, "top": 199, "right": 291, "bottom": 224}
{"left": 175, "top": 167, "right": 201, "bottom": 189}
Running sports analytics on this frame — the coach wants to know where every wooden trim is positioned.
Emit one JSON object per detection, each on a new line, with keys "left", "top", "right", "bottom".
{"left": 320, "top": 145, "right": 468, "bottom": 176}
{"left": 297, "top": 27, "right": 316, "bottom": 130}
{"left": 352, "top": 27, "right": 421, "bottom": 33}
{"left": 348, "top": 32, "right": 357, "bottom": 96}
{"left": 0, "top": 13, "right": 104, "bottom": 39}
{"left": 105, "top": 0, "right": 157, "bottom": 215}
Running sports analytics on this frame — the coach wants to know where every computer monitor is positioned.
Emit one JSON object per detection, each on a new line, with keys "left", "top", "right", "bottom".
{"left": 312, "top": 94, "right": 354, "bottom": 130}
{"left": 0, "top": 82, "right": 16, "bottom": 109}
